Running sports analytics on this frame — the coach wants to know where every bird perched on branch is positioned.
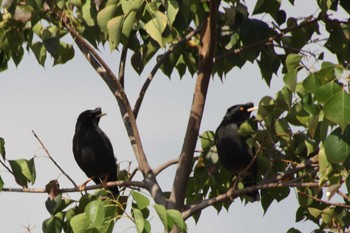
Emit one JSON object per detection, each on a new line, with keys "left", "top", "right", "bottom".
{"left": 73, "top": 107, "right": 119, "bottom": 196}
{"left": 215, "top": 102, "right": 259, "bottom": 201}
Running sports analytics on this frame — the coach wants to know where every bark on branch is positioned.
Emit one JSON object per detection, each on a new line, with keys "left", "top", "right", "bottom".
{"left": 168, "top": 0, "right": 217, "bottom": 213}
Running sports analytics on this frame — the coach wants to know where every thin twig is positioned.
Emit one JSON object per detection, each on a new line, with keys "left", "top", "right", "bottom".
{"left": 298, "top": 190, "right": 350, "bottom": 208}
{"left": 337, "top": 190, "right": 350, "bottom": 203}
{"left": 0, "top": 160, "right": 14, "bottom": 176}
{"left": 182, "top": 181, "right": 322, "bottom": 220}
{"left": 31, "top": 130, "right": 78, "bottom": 188}
{"left": 133, "top": 28, "right": 201, "bottom": 119}
{"left": 262, "top": 155, "right": 319, "bottom": 184}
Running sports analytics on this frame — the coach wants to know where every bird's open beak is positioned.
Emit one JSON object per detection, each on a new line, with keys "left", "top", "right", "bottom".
{"left": 96, "top": 112, "right": 107, "bottom": 118}
{"left": 247, "top": 106, "right": 258, "bottom": 112}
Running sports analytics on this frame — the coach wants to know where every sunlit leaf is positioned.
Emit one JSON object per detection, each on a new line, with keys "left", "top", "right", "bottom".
{"left": 97, "top": 4, "right": 118, "bottom": 33}
{"left": 144, "top": 12, "right": 168, "bottom": 46}
{"left": 70, "top": 213, "right": 88, "bottom": 233}
{"left": 154, "top": 204, "right": 168, "bottom": 230}
{"left": 285, "top": 54, "right": 302, "bottom": 71}
{"left": 107, "top": 15, "right": 123, "bottom": 50}
{"left": 85, "top": 199, "right": 105, "bottom": 228}
{"left": 9, "top": 158, "right": 36, "bottom": 187}
{"left": 131, "top": 191, "right": 150, "bottom": 210}
{"left": 166, "top": 0, "right": 179, "bottom": 27}
{"left": 283, "top": 69, "right": 297, "bottom": 92}
{"left": 167, "top": 209, "right": 187, "bottom": 232}
{"left": 133, "top": 209, "right": 145, "bottom": 233}
{"left": 82, "top": 0, "right": 96, "bottom": 26}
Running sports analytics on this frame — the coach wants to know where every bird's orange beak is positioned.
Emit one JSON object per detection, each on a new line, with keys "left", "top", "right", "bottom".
{"left": 247, "top": 106, "right": 258, "bottom": 112}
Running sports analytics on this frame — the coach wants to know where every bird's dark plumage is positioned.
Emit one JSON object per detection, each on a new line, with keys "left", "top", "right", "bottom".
{"left": 215, "top": 102, "right": 258, "bottom": 201}
{"left": 73, "top": 107, "right": 119, "bottom": 196}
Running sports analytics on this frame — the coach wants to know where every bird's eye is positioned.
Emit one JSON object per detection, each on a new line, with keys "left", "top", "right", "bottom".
{"left": 239, "top": 106, "right": 244, "bottom": 111}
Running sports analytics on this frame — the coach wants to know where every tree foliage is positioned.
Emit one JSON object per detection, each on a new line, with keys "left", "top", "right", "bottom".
{"left": 1, "top": 0, "right": 350, "bottom": 232}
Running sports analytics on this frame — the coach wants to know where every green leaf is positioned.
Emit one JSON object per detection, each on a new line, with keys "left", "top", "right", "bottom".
{"left": 154, "top": 204, "right": 168, "bottom": 230}
{"left": 97, "top": 4, "right": 118, "bottom": 33}
{"left": 52, "top": 42, "right": 75, "bottom": 65}
{"left": 285, "top": 54, "right": 302, "bottom": 71}
{"left": 298, "top": 188, "right": 314, "bottom": 207}
{"left": 131, "top": 191, "right": 150, "bottom": 210}
{"left": 0, "top": 176, "right": 3, "bottom": 191}
{"left": 317, "top": 62, "right": 337, "bottom": 84}
{"left": 308, "top": 207, "right": 322, "bottom": 218}
{"left": 70, "top": 213, "right": 88, "bottom": 233}
{"left": 82, "top": 0, "right": 96, "bottom": 26}
{"left": 166, "top": 0, "right": 179, "bottom": 27}
{"left": 9, "top": 158, "right": 36, "bottom": 187}
{"left": 314, "top": 81, "right": 342, "bottom": 104}
{"left": 42, "top": 213, "right": 64, "bottom": 233}
{"left": 121, "top": 0, "right": 142, "bottom": 40}
{"left": 0, "top": 137, "right": 5, "bottom": 160}
{"left": 133, "top": 209, "right": 145, "bottom": 233}
{"left": 144, "top": 12, "right": 168, "bottom": 46}
{"left": 45, "top": 194, "right": 73, "bottom": 215}
{"left": 200, "top": 131, "right": 215, "bottom": 152}
{"left": 167, "top": 209, "right": 186, "bottom": 232}
{"left": 324, "top": 126, "right": 350, "bottom": 164}
{"left": 107, "top": 15, "right": 123, "bottom": 50}
{"left": 261, "top": 189, "right": 274, "bottom": 214}
{"left": 283, "top": 69, "right": 297, "bottom": 92}
{"left": 302, "top": 73, "right": 321, "bottom": 94}
{"left": 324, "top": 90, "right": 350, "bottom": 131}
{"left": 287, "top": 228, "right": 302, "bottom": 233}
{"left": 31, "top": 42, "right": 46, "bottom": 66}
{"left": 85, "top": 199, "right": 105, "bottom": 228}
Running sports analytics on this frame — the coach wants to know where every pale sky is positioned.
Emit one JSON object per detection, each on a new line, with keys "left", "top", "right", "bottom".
{"left": 0, "top": 1, "right": 347, "bottom": 232}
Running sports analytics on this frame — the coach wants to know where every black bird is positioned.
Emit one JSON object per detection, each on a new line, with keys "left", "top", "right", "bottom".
{"left": 215, "top": 102, "right": 259, "bottom": 201}
{"left": 73, "top": 107, "right": 119, "bottom": 196}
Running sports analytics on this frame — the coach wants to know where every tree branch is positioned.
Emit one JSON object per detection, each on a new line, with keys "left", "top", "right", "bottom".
{"left": 168, "top": 0, "right": 217, "bottom": 213}
{"left": 153, "top": 156, "right": 200, "bottom": 176}
{"left": 1, "top": 180, "right": 147, "bottom": 193}
{"left": 62, "top": 22, "right": 166, "bottom": 206}
{"left": 133, "top": 28, "right": 200, "bottom": 119}
{"left": 118, "top": 44, "right": 128, "bottom": 88}
{"left": 32, "top": 130, "right": 78, "bottom": 188}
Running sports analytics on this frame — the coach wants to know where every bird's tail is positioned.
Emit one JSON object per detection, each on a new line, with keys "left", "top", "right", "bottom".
{"left": 242, "top": 174, "right": 259, "bottom": 202}
{"left": 108, "top": 186, "right": 120, "bottom": 196}
{"left": 106, "top": 176, "right": 119, "bottom": 197}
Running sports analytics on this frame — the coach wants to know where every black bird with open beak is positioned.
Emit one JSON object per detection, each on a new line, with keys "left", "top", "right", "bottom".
{"left": 215, "top": 102, "right": 259, "bottom": 201}
{"left": 73, "top": 107, "right": 119, "bottom": 196}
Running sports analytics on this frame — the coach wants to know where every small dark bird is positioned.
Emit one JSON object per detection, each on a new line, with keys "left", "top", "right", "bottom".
{"left": 215, "top": 102, "right": 259, "bottom": 201}
{"left": 73, "top": 107, "right": 119, "bottom": 196}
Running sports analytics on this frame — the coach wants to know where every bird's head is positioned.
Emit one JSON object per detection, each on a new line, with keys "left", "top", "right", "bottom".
{"left": 224, "top": 102, "right": 257, "bottom": 124}
{"left": 75, "top": 107, "right": 106, "bottom": 129}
